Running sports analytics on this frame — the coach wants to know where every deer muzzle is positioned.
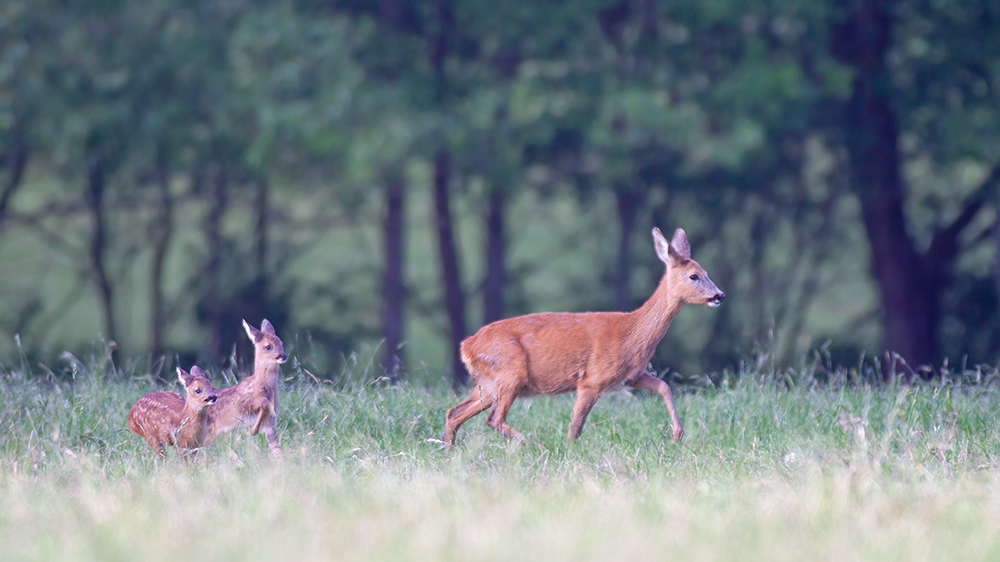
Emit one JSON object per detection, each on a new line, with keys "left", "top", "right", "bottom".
{"left": 708, "top": 292, "right": 726, "bottom": 307}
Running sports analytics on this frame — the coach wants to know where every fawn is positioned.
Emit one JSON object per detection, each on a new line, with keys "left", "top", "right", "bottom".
{"left": 204, "top": 319, "right": 287, "bottom": 456}
{"left": 128, "top": 366, "right": 218, "bottom": 458}
{"left": 444, "top": 227, "right": 725, "bottom": 446}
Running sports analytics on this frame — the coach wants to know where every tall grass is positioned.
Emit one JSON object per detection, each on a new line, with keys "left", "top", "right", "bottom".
{"left": 2, "top": 354, "right": 1000, "bottom": 561}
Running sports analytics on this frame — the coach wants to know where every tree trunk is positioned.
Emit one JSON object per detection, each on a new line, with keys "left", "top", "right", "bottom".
{"left": 433, "top": 149, "right": 469, "bottom": 388}
{"left": 85, "top": 156, "right": 119, "bottom": 360}
{"left": 149, "top": 150, "right": 174, "bottom": 364}
{"left": 483, "top": 186, "right": 506, "bottom": 324}
{"left": 833, "top": 0, "right": 936, "bottom": 371}
{"left": 614, "top": 186, "right": 642, "bottom": 311}
{"left": 430, "top": 0, "right": 468, "bottom": 388}
{"left": 993, "top": 219, "right": 1000, "bottom": 332}
{"left": 0, "top": 138, "right": 27, "bottom": 225}
{"left": 640, "top": 0, "right": 657, "bottom": 41}
{"left": 381, "top": 176, "right": 406, "bottom": 382}
{"left": 993, "top": 220, "right": 1000, "bottom": 358}
{"left": 251, "top": 176, "right": 269, "bottom": 320}
{"left": 203, "top": 166, "right": 227, "bottom": 362}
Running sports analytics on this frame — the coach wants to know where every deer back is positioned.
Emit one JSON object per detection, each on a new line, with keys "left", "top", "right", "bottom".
{"left": 128, "top": 390, "right": 186, "bottom": 449}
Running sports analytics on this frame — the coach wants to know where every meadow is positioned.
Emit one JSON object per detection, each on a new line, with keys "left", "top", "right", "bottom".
{"left": 3, "top": 351, "right": 1000, "bottom": 562}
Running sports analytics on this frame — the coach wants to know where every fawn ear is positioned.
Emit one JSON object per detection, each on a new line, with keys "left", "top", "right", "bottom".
{"left": 177, "top": 367, "right": 193, "bottom": 387}
{"left": 261, "top": 319, "right": 275, "bottom": 335}
{"left": 190, "top": 365, "right": 206, "bottom": 378}
{"left": 243, "top": 319, "right": 261, "bottom": 342}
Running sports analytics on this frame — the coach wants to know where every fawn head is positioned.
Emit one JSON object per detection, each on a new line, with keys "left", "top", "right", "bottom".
{"left": 653, "top": 227, "right": 726, "bottom": 307}
{"left": 178, "top": 366, "right": 218, "bottom": 411}
{"left": 243, "top": 318, "right": 287, "bottom": 365}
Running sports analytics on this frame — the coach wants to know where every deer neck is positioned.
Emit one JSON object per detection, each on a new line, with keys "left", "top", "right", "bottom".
{"left": 625, "top": 273, "right": 685, "bottom": 358}
{"left": 252, "top": 359, "right": 281, "bottom": 387}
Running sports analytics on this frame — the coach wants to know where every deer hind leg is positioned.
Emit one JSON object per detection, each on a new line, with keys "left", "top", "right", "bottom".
{"left": 568, "top": 387, "right": 601, "bottom": 442}
{"left": 444, "top": 386, "right": 492, "bottom": 446}
{"left": 485, "top": 385, "right": 526, "bottom": 443}
{"left": 260, "top": 420, "right": 282, "bottom": 457}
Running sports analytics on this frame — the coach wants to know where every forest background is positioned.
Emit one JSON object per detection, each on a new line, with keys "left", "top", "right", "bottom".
{"left": 0, "top": 0, "right": 998, "bottom": 386}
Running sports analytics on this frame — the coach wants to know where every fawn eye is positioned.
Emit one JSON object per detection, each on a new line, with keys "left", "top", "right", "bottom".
{"left": 195, "top": 388, "right": 202, "bottom": 394}
{"left": 689, "top": 274, "right": 700, "bottom": 281}
{"left": 265, "top": 344, "right": 272, "bottom": 351}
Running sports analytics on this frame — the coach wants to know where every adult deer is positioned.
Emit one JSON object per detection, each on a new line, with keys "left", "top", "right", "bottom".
{"left": 128, "top": 366, "right": 218, "bottom": 458}
{"left": 444, "top": 227, "right": 724, "bottom": 446}
{"left": 205, "top": 319, "right": 287, "bottom": 456}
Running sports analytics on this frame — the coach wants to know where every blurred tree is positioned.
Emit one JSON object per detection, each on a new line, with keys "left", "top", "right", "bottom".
{"left": 0, "top": 2, "right": 32, "bottom": 227}
{"left": 429, "top": 0, "right": 470, "bottom": 389}
{"left": 371, "top": 1, "right": 413, "bottom": 383}
{"left": 0, "top": 0, "right": 997, "bottom": 380}
{"left": 381, "top": 172, "right": 406, "bottom": 382}
{"left": 832, "top": 0, "right": 1000, "bottom": 371}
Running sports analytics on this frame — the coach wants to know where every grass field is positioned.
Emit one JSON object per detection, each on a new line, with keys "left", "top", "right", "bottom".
{"left": 3, "top": 354, "right": 1000, "bottom": 561}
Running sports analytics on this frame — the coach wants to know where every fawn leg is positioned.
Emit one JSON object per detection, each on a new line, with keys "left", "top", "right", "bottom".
{"left": 261, "top": 419, "right": 282, "bottom": 457}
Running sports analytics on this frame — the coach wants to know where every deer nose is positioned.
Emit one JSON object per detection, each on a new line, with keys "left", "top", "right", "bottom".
{"left": 206, "top": 395, "right": 218, "bottom": 405}
{"left": 277, "top": 353, "right": 287, "bottom": 364}
{"left": 717, "top": 292, "right": 726, "bottom": 302}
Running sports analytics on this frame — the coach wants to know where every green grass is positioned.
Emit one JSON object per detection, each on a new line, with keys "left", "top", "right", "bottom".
{"left": 3, "top": 358, "right": 1000, "bottom": 561}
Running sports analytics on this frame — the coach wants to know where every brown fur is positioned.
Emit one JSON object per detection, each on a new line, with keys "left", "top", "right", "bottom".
{"left": 127, "top": 366, "right": 218, "bottom": 458}
{"left": 203, "top": 319, "right": 287, "bottom": 456}
{"left": 444, "top": 227, "right": 725, "bottom": 445}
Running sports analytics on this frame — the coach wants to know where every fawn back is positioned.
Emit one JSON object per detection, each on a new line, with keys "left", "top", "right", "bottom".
{"left": 128, "top": 366, "right": 218, "bottom": 457}
{"left": 204, "top": 318, "right": 287, "bottom": 455}
{"left": 444, "top": 227, "right": 725, "bottom": 446}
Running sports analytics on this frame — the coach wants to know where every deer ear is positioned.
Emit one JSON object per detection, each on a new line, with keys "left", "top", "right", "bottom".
{"left": 177, "top": 367, "right": 192, "bottom": 387}
{"left": 652, "top": 228, "right": 675, "bottom": 265}
{"left": 261, "top": 319, "right": 275, "bottom": 335}
{"left": 190, "top": 365, "right": 206, "bottom": 378}
{"left": 669, "top": 228, "right": 691, "bottom": 261}
{"left": 243, "top": 319, "right": 261, "bottom": 342}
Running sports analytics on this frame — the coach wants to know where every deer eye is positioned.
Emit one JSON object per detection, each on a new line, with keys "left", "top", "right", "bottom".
{"left": 195, "top": 388, "right": 202, "bottom": 394}
{"left": 689, "top": 274, "right": 700, "bottom": 281}
{"left": 265, "top": 344, "right": 272, "bottom": 351}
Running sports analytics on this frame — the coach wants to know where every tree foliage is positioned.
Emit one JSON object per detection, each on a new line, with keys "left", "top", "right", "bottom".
{"left": 0, "top": 0, "right": 997, "bottom": 379}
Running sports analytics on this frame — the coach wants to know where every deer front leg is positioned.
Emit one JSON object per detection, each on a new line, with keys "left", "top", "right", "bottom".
{"left": 250, "top": 400, "right": 269, "bottom": 436}
{"left": 247, "top": 395, "right": 278, "bottom": 436}
{"left": 628, "top": 371, "right": 683, "bottom": 442}
{"left": 568, "top": 387, "right": 601, "bottom": 442}
{"left": 150, "top": 440, "right": 167, "bottom": 459}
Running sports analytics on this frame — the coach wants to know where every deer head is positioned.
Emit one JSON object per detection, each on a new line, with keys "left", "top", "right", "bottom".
{"left": 243, "top": 318, "right": 287, "bottom": 365}
{"left": 653, "top": 227, "right": 726, "bottom": 307}
{"left": 177, "top": 366, "right": 218, "bottom": 411}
